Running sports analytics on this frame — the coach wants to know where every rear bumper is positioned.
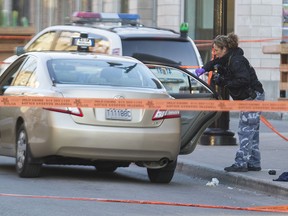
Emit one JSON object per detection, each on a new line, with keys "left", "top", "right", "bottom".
{"left": 28, "top": 116, "right": 181, "bottom": 162}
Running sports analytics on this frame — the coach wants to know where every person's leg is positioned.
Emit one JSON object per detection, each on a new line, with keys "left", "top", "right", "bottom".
{"left": 224, "top": 111, "right": 252, "bottom": 172}
{"left": 248, "top": 91, "right": 265, "bottom": 169}
{"left": 247, "top": 111, "right": 261, "bottom": 168}
{"left": 234, "top": 111, "right": 256, "bottom": 167}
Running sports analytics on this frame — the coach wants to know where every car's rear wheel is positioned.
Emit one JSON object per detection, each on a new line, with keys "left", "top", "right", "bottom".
{"left": 16, "top": 124, "right": 42, "bottom": 178}
{"left": 147, "top": 159, "right": 177, "bottom": 183}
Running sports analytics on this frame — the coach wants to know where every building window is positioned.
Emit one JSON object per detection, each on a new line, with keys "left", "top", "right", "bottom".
{"left": 184, "top": 0, "right": 234, "bottom": 63}
{"left": 121, "top": 0, "right": 129, "bottom": 13}
{"left": 12, "top": 0, "right": 30, "bottom": 26}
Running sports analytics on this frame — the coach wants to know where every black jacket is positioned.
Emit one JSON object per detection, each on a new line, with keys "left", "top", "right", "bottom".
{"left": 203, "top": 47, "right": 264, "bottom": 100}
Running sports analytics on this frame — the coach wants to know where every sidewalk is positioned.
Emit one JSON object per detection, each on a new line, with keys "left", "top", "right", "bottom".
{"left": 177, "top": 117, "right": 288, "bottom": 197}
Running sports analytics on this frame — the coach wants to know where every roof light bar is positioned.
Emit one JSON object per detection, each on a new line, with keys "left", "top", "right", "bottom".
{"left": 72, "top": 12, "right": 140, "bottom": 26}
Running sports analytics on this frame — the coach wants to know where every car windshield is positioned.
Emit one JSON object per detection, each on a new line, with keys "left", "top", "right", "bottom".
{"left": 47, "top": 59, "right": 163, "bottom": 89}
{"left": 121, "top": 39, "right": 199, "bottom": 66}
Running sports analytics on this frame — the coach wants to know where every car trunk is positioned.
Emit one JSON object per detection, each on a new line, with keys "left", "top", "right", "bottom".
{"left": 55, "top": 85, "right": 172, "bottom": 128}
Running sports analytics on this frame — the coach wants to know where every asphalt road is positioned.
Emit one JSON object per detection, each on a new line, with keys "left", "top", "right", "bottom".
{"left": 0, "top": 156, "right": 287, "bottom": 216}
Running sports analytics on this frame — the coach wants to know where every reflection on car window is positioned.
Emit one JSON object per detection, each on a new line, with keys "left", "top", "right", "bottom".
{"left": 148, "top": 65, "right": 212, "bottom": 94}
{"left": 47, "top": 59, "right": 163, "bottom": 89}
{"left": 27, "top": 31, "right": 56, "bottom": 51}
{"left": 54, "top": 31, "right": 110, "bottom": 54}
{"left": 122, "top": 40, "right": 198, "bottom": 67}
{"left": 0, "top": 57, "right": 27, "bottom": 91}
{"left": 54, "top": 31, "right": 80, "bottom": 51}
{"left": 13, "top": 57, "right": 37, "bottom": 86}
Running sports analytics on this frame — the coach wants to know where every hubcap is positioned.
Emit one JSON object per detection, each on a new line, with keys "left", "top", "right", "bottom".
{"left": 17, "top": 131, "right": 27, "bottom": 169}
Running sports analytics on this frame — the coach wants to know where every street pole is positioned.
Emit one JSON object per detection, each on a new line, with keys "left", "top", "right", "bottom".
{"left": 199, "top": 0, "right": 237, "bottom": 146}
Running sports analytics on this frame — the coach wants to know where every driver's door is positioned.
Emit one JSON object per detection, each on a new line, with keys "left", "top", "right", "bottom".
{"left": 147, "top": 64, "right": 221, "bottom": 155}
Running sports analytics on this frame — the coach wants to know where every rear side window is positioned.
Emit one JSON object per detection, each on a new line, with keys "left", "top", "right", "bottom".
{"left": 47, "top": 59, "right": 163, "bottom": 89}
{"left": 122, "top": 39, "right": 199, "bottom": 67}
{"left": 54, "top": 31, "right": 110, "bottom": 54}
{"left": 12, "top": 56, "right": 37, "bottom": 86}
{"left": 26, "top": 31, "right": 56, "bottom": 51}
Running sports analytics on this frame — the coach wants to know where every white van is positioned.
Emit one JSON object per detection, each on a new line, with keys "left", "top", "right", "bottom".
{"left": 8, "top": 12, "right": 203, "bottom": 73}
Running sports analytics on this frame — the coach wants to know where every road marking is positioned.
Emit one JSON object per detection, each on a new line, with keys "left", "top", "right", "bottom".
{"left": 0, "top": 193, "right": 287, "bottom": 213}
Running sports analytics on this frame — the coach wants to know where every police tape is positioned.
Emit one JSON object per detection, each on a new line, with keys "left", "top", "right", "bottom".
{"left": 0, "top": 96, "right": 287, "bottom": 112}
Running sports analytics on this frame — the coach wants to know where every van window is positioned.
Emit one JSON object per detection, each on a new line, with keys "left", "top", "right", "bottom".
{"left": 54, "top": 31, "right": 110, "bottom": 54}
{"left": 121, "top": 39, "right": 199, "bottom": 67}
{"left": 27, "top": 31, "right": 56, "bottom": 51}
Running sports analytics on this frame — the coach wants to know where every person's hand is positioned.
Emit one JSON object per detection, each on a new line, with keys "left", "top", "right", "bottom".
{"left": 195, "top": 68, "right": 206, "bottom": 76}
{"left": 213, "top": 73, "right": 226, "bottom": 86}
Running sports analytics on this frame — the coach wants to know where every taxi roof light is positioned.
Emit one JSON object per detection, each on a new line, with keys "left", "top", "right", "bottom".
{"left": 72, "top": 12, "right": 140, "bottom": 26}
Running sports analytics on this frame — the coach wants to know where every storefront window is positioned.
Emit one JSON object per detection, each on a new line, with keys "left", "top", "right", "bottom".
{"left": 184, "top": 0, "right": 234, "bottom": 63}
{"left": 121, "top": 0, "right": 129, "bottom": 13}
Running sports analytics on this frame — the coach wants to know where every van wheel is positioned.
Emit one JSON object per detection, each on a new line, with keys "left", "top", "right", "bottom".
{"left": 16, "top": 124, "right": 42, "bottom": 178}
{"left": 147, "top": 159, "right": 177, "bottom": 183}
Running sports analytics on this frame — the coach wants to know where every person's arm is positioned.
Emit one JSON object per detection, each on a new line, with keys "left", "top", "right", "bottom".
{"left": 202, "top": 58, "right": 221, "bottom": 71}
{"left": 195, "top": 58, "right": 221, "bottom": 76}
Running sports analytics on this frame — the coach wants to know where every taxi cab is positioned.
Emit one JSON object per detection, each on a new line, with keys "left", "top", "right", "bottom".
{"left": 13, "top": 12, "right": 203, "bottom": 73}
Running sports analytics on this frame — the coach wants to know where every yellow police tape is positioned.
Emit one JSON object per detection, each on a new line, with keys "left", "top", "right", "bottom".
{"left": 0, "top": 96, "right": 287, "bottom": 112}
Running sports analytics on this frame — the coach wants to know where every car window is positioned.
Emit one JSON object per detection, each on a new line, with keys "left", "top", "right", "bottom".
{"left": 148, "top": 65, "right": 213, "bottom": 94}
{"left": 54, "top": 31, "right": 110, "bottom": 54}
{"left": 47, "top": 59, "right": 163, "bottom": 89}
{"left": 54, "top": 31, "right": 80, "bottom": 51}
{"left": 122, "top": 39, "right": 199, "bottom": 67}
{"left": 26, "top": 31, "right": 56, "bottom": 51}
{"left": 0, "top": 57, "right": 27, "bottom": 94}
{"left": 12, "top": 56, "right": 37, "bottom": 87}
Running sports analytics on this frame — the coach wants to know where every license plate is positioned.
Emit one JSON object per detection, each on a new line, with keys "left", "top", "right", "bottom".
{"left": 105, "top": 108, "right": 132, "bottom": 121}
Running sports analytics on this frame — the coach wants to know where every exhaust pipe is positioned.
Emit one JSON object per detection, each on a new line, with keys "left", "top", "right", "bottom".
{"left": 141, "top": 158, "right": 170, "bottom": 169}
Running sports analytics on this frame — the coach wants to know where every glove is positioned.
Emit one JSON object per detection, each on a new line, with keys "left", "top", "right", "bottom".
{"left": 195, "top": 68, "right": 206, "bottom": 76}
{"left": 213, "top": 73, "right": 226, "bottom": 86}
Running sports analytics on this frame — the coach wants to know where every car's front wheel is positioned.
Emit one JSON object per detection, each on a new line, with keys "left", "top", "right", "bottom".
{"left": 16, "top": 124, "right": 42, "bottom": 178}
{"left": 147, "top": 159, "right": 177, "bottom": 183}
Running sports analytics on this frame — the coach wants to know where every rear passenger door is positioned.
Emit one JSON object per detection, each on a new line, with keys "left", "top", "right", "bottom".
{"left": 146, "top": 64, "right": 221, "bottom": 155}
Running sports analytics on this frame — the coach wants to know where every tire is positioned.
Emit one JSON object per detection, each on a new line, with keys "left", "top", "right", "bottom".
{"left": 147, "top": 159, "right": 177, "bottom": 184}
{"left": 16, "top": 124, "right": 42, "bottom": 178}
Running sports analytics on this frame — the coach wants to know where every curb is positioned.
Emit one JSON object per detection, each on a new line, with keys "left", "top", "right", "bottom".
{"left": 176, "top": 161, "right": 288, "bottom": 197}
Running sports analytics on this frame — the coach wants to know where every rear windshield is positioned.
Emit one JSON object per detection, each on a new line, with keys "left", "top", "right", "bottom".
{"left": 47, "top": 59, "right": 163, "bottom": 89}
{"left": 122, "top": 39, "right": 199, "bottom": 66}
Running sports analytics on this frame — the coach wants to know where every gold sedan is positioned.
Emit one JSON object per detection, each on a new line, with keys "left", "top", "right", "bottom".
{"left": 0, "top": 51, "right": 181, "bottom": 183}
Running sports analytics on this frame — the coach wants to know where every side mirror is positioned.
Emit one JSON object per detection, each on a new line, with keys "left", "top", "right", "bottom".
{"left": 15, "top": 46, "right": 25, "bottom": 56}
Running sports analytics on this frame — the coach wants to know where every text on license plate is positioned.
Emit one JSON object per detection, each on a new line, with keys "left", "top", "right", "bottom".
{"left": 105, "top": 108, "right": 132, "bottom": 121}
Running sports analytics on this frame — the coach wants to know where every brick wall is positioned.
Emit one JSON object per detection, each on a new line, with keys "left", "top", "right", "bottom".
{"left": 157, "top": 0, "right": 181, "bottom": 31}
{"left": 235, "top": 0, "right": 283, "bottom": 101}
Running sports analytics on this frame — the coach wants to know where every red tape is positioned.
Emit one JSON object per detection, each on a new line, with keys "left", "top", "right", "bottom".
{"left": 0, "top": 193, "right": 287, "bottom": 213}
{"left": 260, "top": 115, "right": 288, "bottom": 141}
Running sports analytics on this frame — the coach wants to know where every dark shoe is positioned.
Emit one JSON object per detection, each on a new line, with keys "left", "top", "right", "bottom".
{"left": 248, "top": 166, "right": 261, "bottom": 171}
{"left": 224, "top": 164, "right": 248, "bottom": 172}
